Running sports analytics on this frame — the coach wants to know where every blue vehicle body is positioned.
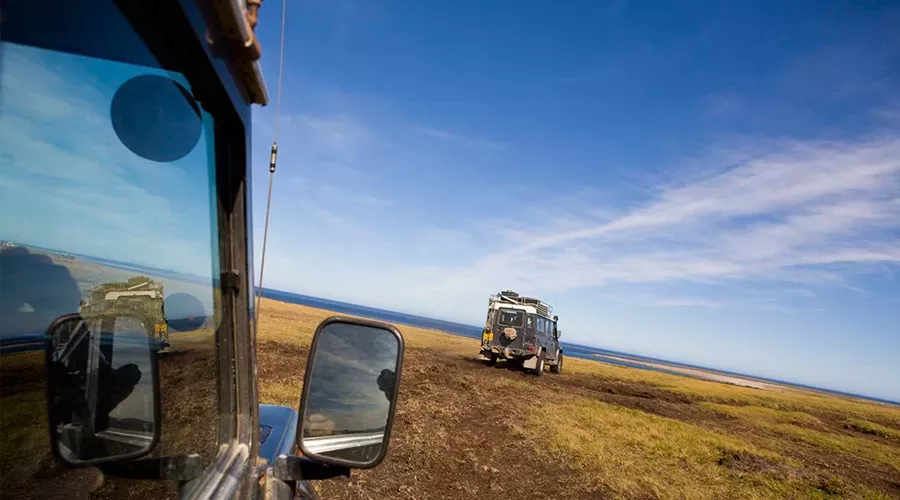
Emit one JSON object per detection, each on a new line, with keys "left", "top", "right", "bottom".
{"left": 258, "top": 404, "right": 299, "bottom": 463}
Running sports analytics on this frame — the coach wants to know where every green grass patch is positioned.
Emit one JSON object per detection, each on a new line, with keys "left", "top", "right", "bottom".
{"left": 768, "top": 422, "right": 900, "bottom": 474}
{"left": 846, "top": 419, "right": 900, "bottom": 441}
{"left": 522, "top": 398, "right": 818, "bottom": 499}
{"left": 701, "top": 402, "right": 825, "bottom": 427}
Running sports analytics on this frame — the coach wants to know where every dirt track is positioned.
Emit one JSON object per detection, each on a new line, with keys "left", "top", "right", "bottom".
{"left": 261, "top": 342, "right": 602, "bottom": 499}
{"left": 257, "top": 300, "right": 900, "bottom": 500}
{"left": 2, "top": 292, "right": 898, "bottom": 499}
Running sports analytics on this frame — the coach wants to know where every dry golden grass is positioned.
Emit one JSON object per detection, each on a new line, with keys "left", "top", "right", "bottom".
{"left": 522, "top": 398, "right": 802, "bottom": 499}
{"left": 253, "top": 298, "right": 900, "bottom": 500}
{"left": 2, "top": 295, "right": 898, "bottom": 499}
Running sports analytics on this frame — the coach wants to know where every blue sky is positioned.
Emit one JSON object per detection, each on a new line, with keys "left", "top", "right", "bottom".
{"left": 248, "top": 1, "right": 900, "bottom": 401}
{"left": 1, "top": 1, "right": 897, "bottom": 402}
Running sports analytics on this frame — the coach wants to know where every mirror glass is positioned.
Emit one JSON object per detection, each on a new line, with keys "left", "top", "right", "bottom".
{"left": 46, "top": 314, "right": 158, "bottom": 464}
{"left": 299, "top": 321, "right": 402, "bottom": 467}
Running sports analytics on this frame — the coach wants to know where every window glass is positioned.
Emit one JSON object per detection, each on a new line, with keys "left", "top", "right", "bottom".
{"left": 497, "top": 309, "right": 525, "bottom": 328}
{"left": 0, "top": 11, "right": 222, "bottom": 497}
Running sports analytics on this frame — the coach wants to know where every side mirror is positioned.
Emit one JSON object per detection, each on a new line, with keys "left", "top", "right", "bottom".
{"left": 45, "top": 313, "right": 160, "bottom": 466}
{"left": 297, "top": 317, "right": 404, "bottom": 469}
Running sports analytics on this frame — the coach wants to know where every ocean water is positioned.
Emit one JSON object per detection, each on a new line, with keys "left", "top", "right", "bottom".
{"left": 257, "top": 289, "right": 746, "bottom": 378}
{"left": 5, "top": 245, "right": 895, "bottom": 405}
{"left": 258, "top": 288, "right": 899, "bottom": 406}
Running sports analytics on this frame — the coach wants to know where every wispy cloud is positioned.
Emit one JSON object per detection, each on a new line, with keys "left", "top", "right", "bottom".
{"left": 410, "top": 125, "right": 505, "bottom": 150}
{"left": 317, "top": 184, "right": 393, "bottom": 208}
{"left": 648, "top": 298, "right": 727, "bottom": 308}
{"left": 0, "top": 44, "right": 216, "bottom": 276}
{"left": 281, "top": 113, "right": 375, "bottom": 159}
{"left": 394, "top": 134, "right": 900, "bottom": 308}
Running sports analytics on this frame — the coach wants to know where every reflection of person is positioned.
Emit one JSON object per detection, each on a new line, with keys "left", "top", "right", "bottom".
{"left": 54, "top": 320, "right": 143, "bottom": 433}
{"left": 0, "top": 248, "right": 142, "bottom": 435}
{"left": 376, "top": 368, "right": 396, "bottom": 403}
{"left": 0, "top": 248, "right": 81, "bottom": 336}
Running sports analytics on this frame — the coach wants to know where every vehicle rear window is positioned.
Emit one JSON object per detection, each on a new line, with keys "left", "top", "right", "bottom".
{"left": 497, "top": 309, "right": 525, "bottom": 327}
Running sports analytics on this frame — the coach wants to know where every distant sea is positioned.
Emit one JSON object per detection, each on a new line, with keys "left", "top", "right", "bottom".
{"left": 261, "top": 289, "right": 899, "bottom": 406}
{"left": 6, "top": 243, "right": 898, "bottom": 406}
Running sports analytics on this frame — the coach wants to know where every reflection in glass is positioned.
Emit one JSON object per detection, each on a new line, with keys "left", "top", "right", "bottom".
{"left": 47, "top": 315, "right": 156, "bottom": 463}
{"left": 1, "top": 2, "right": 224, "bottom": 495}
{"left": 80, "top": 276, "right": 169, "bottom": 351}
{"left": 300, "top": 322, "right": 400, "bottom": 465}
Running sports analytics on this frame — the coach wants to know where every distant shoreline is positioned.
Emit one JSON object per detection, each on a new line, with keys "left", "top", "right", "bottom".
{"left": 591, "top": 353, "right": 777, "bottom": 390}
{"left": 8, "top": 243, "right": 898, "bottom": 406}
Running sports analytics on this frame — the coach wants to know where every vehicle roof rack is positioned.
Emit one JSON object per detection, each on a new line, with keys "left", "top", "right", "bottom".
{"left": 492, "top": 290, "right": 553, "bottom": 318}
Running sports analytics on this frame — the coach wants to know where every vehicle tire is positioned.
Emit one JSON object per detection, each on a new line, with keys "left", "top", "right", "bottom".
{"left": 550, "top": 352, "right": 563, "bottom": 374}
{"left": 533, "top": 353, "right": 545, "bottom": 376}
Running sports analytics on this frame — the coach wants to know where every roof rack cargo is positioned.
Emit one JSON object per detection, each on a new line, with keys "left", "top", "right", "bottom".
{"left": 490, "top": 290, "right": 553, "bottom": 318}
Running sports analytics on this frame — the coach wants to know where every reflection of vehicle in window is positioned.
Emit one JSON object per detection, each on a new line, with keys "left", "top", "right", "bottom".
{"left": 79, "top": 277, "right": 169, "bottom": 352}
{"left": 479, "top": 290, "right": 564, "bottom": 375}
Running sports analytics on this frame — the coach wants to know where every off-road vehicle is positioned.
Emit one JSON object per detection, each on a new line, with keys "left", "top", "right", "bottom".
{"left": 479, "top": 290, "right": 563, "bottom": 375}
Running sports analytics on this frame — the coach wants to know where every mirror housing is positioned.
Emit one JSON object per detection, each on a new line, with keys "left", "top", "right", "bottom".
{"left": 297, "top": 317, "right": 404, "bottom": 469}
{"left": 45, "top": 313, "right": 161, "bottom": 466}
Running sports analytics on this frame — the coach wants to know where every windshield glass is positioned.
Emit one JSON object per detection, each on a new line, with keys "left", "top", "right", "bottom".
{"left": 0, "top": 3, "right": 223, "bottom": 497}
{"left": 497, "top": 309, "right": 525, "bottom": 328}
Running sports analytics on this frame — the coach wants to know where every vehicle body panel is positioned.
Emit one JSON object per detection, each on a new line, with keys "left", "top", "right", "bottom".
{"left": 259, "top": 404, "right": 299, "bottom": 464}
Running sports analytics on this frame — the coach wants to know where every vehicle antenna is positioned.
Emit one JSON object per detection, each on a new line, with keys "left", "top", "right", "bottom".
{"left": 254, "top": 0, "right": 288, "bottom": 331}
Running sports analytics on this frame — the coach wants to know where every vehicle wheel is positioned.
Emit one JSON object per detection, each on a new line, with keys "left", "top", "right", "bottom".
{"left": 550, "top": 352, "right": 563, "bottom": 374}
{"left": 533, "top": 353, "right": 545, "bottom": 376}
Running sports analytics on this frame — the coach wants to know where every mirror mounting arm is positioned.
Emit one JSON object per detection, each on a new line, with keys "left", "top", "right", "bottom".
{"left": 97, "top": 454, "right": 204, "bottom": 481}
{"left": 273, "top": 454, "right": 351, "bottom": 482}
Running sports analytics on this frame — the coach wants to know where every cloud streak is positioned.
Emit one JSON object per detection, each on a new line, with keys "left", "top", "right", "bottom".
{"left": 399, "top": 135, "right": 900, "bottom": 305}
{"left": 410, "top": 125, "right": 505, "bottom": 150}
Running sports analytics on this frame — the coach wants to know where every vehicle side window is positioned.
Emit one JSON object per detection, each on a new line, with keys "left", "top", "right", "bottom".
{"left": 0, "top": 17, "right": 223, "bottom": 498}
{"left": 527, "top": 315, "right": 534, "bottom": 330}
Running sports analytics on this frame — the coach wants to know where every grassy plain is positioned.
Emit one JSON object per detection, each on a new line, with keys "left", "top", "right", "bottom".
{"left": 2, "top": 291, "right": 898, "bottom": 499}
{"left": 255, "top": 298, "right": 900, "bottom": 500}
